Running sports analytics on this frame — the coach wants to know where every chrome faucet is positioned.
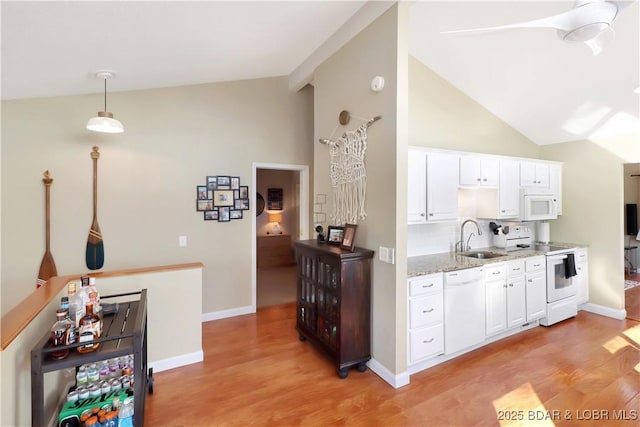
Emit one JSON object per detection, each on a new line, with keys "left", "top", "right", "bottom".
{"left": 457, "top": 219, "right": 482, "bottom": 252}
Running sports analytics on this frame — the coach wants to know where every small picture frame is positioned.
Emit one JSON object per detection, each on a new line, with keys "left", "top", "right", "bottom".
{"left": 230, "top": 210, "right": 243, "bottom": 220}
{"left": 207, "top": 176, "right": 218, "bottom": 191}
{"left": 327, "top": 226, "right": 344, "bottom": 246}
{"left": 213, "top": 190, "right": 234, "bottom": 207}
{"left": 239, "top": 186, "right": 248, "bottom": 199}
{"left": 217, "top": 176, "right": 231, "bottom": 190}
{"left": 235, "top": 199, "right": 250, "bottom": 210}
{"left": 218, "top": 206, "right": 231, "bottom": 222}
{"left": 197, "top": 185, "right": 208, "bottom": 200}
{"left": 231, "top": 177, "right": 240, "bottom": 190}
{"left": 197, "top": 199, "right": 213, "bottom": 211}
{"left": 204, "top": 210, "right": 218, "bottom": 221}
{"left": 267, "top": 188, "right": 283, "bottom": 210}
{"left": 340, "top": 224, "right": 358, "bottom": 251}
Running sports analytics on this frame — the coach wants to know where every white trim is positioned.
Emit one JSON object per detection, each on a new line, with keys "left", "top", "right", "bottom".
{"left": 579, "top": 302, "right": 627, "bottom": 320}
{"left": 149, "top": 350, "right": 204, "bottom": 373}
{"left": 367, "top": 358, "right": 410, "bottom": 389}
{"left": 202, "top": 305, "right": 254, "bottom": 322}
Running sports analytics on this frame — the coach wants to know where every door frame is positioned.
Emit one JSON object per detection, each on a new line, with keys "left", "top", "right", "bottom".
{"left": 252, "top": 162, "right": 309, "bottom": 311}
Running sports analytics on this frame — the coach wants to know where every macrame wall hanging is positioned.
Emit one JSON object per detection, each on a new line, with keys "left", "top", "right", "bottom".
{"left": 319, "top": 111, "right": 381, "bottom": 225}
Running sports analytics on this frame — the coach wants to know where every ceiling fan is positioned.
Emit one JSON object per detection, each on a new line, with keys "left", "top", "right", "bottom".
{"left": 441, "top": 0, "right": 634, "bottom": 56}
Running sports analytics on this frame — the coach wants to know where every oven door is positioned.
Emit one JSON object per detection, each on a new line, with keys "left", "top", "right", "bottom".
{"left": 546, "top": 253, "right": 576, "bottom": 302}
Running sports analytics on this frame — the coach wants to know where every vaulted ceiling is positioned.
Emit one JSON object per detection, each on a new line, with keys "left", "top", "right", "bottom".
{"left": 2, "top": 1, "right": 638, "bottom": 146}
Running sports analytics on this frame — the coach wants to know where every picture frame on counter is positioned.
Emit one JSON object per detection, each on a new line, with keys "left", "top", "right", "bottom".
{"left": 340, "top": 223, "right": 358, "bottom": 251}
{"left": 327, "top": 226, "right": 344, "bottom": 246}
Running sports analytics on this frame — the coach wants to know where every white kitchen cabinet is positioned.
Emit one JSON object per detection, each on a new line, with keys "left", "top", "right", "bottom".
{"left": 408, "top": 273, "right": 444, "bottom": 364}
{"left": 574, "top": 248, "right": 589, "bottom": 306}
{"left": 506, "top": 259, "right": 526, "bottom": 328}
{"left": 525, "top": 256, "right": 547, "bottom": 321}
{"left": 459, "top": 156, "right": 498, "bottom": 187}
{"left": 520, "top": 161, "right": 549, "bottom": 188}
{"left": 476, "top": 159, "right": 520, "bottom": 219}
{"left": 426, "top": 152, "right": 459, "bottom": 221}
{"left": 484, "top": 263, "right": 507, "bottom": 336}
{"left": 549, "top": 163, "right": 562, "bottom": 215}
{"left": 408, "top": 149, "right": 427, "bottom": 224}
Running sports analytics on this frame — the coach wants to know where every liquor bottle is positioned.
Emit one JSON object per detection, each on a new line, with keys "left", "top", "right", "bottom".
{"left": 50, "top": 309, "right": 70, "bottom": 359}
{"left": 68, "top": 282, "right": 85, "bottom": 329}
{"left": 77, "top": 302, "right": 101, "bottom": 354}
{"left": 89, "top": 292, "right": 103, "bottom": 334}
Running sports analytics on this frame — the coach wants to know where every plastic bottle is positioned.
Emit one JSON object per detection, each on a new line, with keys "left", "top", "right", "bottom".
{"left": 117, "top": 396, "right": 134, "bottom": 427}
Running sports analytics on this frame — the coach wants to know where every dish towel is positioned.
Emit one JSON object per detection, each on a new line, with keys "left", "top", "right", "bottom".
{"left": 564, "top": 253, "right": 577, "bottom": 278}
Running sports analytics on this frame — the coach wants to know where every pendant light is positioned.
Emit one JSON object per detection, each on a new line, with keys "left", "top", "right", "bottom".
{"left": 86, "top": 71, "right": 124, "bottom": 134}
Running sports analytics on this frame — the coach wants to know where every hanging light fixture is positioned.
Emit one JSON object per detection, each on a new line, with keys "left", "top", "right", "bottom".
{"left": 86, "top": 71, "right": 124, "bottom": 134}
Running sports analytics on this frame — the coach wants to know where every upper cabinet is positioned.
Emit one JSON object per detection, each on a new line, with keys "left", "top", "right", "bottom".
{"left": 408, "top": 149, "right": 427, "bottom": 224}
{"left": 477, "top": 159, "right": 520, "bottom": 219}
{"left": 459, "top": 156, "right": 498, "bottom": 187}
{"left": 520, "top": 161, "right": 549, "bottom": 188}
{"left": 426, "top": 152, "right": 459, "bottom": 221}
{"left": 407, "top": 149, "right": 459, "bottom": 223}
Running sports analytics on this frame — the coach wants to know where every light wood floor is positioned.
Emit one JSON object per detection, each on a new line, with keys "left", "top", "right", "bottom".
{"left": 625, "top": 272, "right": 640, "bottom": 322}
{"left": 145, "top": 305, "right": 640, "bottom": 426}
{"left": 256, "top": 265, "right": 297, "bottom": 309}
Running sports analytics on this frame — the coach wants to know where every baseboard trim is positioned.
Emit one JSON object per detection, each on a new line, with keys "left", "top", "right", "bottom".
{"left": 202, "top": 305, "right": 254, "bottom": 322}
{"left": 367, "top": 358, "right": 410, "bottom": 389}
{"left": 149, "top": 350, "right": 204, "bottom": 373}
{"left": 579, "top": 303, "right": 626, "bottom": 320}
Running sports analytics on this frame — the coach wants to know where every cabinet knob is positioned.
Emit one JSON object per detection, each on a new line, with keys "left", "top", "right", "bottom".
{"left": 493, "top": 271, "right": 500, "bottom": 275}
{"left": 423, "top": 338, "right": 435, "bottom": 343}
{"left": 423, "top": 308, "right": 434, "bottom": 313}
{"left": 420, "top": 213, "right": 426, "bottom": 217}
{"left": 503, "top": 284, "right": 507, "bottom": 288}
{"left": 429, "top": 213, "right": 434, "bottom": 217}
{"left": 509, "top": 284, "right": 514, "bottom": 287}
{"left": 423, "top": 283, "right": 434, "bottom": 288}
{"left": 501, "top": 210, "right": 506, "bottom": 213}
{"left": 483, "top": 178, "right": 487, "bottom": 182}
{"left": 528, "top": 279, "right": 533, "bottom": 282}
{"left": 513, "top": 267, "right": 520, "bottom": 271}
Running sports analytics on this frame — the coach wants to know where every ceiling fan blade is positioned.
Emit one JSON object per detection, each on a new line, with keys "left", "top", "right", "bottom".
{"left": 440, "top": 10, "right": 576, "bottom": 36}
{"left": 584, "top": 26, "right": 616, "bottom": 55}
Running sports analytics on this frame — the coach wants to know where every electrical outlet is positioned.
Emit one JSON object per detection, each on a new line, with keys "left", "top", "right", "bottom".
{"left": 179, "top": 235, "right": 187, "bottom": 247}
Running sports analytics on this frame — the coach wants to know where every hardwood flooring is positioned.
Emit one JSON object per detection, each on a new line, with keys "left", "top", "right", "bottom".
{"left": 145, "top": 305, "right": 640, "bottom": 426}
{"left": 256, "top": 266, "right": 297, "bottom": 309}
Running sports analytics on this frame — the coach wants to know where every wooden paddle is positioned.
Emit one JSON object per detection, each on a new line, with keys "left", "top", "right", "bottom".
{"left": 86, "top": 146, "right": 104, "bottom": 270}
{"left": 37, "top": 170, "right": 58, "bottom": 287}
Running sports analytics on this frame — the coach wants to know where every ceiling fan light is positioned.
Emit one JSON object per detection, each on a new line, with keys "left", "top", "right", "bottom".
{"left": 86, "top": 112, "right": 124, "bottom": 133}
{"left": 559, "top": 22, "right": 610, "bottom": 42}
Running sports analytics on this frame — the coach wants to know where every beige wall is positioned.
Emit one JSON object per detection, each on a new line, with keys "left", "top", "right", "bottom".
{"left": 314, "top": 5, "right": 401, "bottom": 375}
{"left": 408, "top": 56, "right": 540, "bottom": 158}
{"left": 541, "top": 140, "right": 625, "bottom": 310}
{"left": 1, "top": 77, "right": 313, "bottom": 316}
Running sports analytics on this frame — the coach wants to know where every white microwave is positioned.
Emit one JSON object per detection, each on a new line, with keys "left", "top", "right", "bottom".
{"left": 521, "top": 188, "right": 558, "bottom": 221}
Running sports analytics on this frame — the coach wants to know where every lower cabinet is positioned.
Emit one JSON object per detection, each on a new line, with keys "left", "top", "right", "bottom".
{"left": 485, "top": 263, "right": 508, "bottom": 336}
{"left": 407, "top": 273, "right": 444, "bottom": 364}
{"left": 525, "top": 256, "right": 547, "bottom": 321}
{"left": 574, "top": 248, "right": 589, "bottom": 306}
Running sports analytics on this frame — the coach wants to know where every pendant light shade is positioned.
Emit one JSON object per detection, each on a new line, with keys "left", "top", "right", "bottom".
{"left": 86, "top": 71, "right": 124, "bottom": 134}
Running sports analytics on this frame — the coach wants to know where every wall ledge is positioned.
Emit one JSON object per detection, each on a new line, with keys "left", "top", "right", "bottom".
{"left": 1, "top": 262, "right": 204, "bottom": 350}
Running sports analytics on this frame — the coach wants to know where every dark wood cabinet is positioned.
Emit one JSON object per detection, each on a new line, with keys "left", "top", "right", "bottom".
{"left": 293, "top": 240, "right": 373, "bottom": 378}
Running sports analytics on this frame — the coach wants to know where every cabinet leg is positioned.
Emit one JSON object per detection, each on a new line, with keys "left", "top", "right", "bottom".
{"left": 298, "top": 334, "right": 307, "bottom": 342}
{"left": 356, "top": 361, "right": 368, "bottom": 373}
{"left": 337, "top": 368, "right": 349, "bottom": 379}
{"left": 148, "top": 367, "right": 154, "bottom": 394}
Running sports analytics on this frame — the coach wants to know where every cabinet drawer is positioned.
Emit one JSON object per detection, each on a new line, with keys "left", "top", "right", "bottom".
{"left": 410, "top": 293, "right": 443, "bottom": 328}
{"left": 575, "top": 249, "right": 588, "bottom": 262}
{"left": 408, "top": 274, "right": 443, "bottom": 296}
{"left": 484, "top": 264, "right": 506, "bottom": 280}
{"left": 525, "top": 256, "right": 545, "bottom": 272}
{"left": 409, "top": 324, "right": 444, "bottom": 363}
{"left": 507, "top": 259, "right": 525, "bottom": 276}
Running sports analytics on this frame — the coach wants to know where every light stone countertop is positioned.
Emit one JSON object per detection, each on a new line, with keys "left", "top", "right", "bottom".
{"left": 407, "top": 241, "right": 586, "bottom": 277}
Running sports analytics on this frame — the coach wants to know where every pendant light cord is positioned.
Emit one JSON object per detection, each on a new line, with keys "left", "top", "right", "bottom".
{"left": 104, "top": 78, "right": 107, "bottom": 112}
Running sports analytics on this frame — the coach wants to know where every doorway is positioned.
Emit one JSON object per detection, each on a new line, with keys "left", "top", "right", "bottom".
{"left": 252, "top": 163, "right": 309, "bottom": 310}
{"left": 623, "top": 163, "right": 640, "bottom": 321}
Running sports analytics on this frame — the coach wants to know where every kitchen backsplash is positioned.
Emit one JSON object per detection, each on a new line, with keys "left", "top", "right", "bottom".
{"left": 408, "top": 219, "right": 537, "bottom": 257}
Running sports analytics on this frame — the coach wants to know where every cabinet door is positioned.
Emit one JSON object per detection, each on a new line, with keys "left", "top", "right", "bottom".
{"left": 409, "top": 293, "right": 443, "bottom": 329}
{"left": 459, "top": 156, "right": 480, "bottom": 186}
{"left": 480, "top": 158, "right": 499, "bottom": 186}
{"left": 408, "top": 150, "right": 427, "bottom": 224}
{"left": 575, "top": 261, "right": 588, "bottom": 305}
{"left": 520, "top": 162, "right": 536, "bottom": 187}
{"left": 526, "top": 271, "right": 547, "bottom": 321}
{"left": 535, "top": 163, "right": 550, "bottom": 188}
{"left": 507, "top": 276, "right": 526, "bottom": 328}
{"left": 485, "top": 279, "right": 507, "bottom": 336}
{"left": 549, "top": 164, "right": 562, "bottom": 215}
{"left": 409, "top": 324, "right": 444, "bottom": 363}
{"left": 426, "top": 153, "right": 459, "bottom": 220}
{"left": 499, "top": 159, "right": 520, "bottom": 218}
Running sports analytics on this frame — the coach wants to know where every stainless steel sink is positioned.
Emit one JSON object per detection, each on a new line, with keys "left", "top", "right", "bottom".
{"left": 460, "top": 251, "right": 506, "bottom": 259}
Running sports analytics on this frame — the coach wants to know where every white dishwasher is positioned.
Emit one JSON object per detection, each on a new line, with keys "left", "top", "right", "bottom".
{"left": 444, "top": 266, "right": 485, "bottom": 355}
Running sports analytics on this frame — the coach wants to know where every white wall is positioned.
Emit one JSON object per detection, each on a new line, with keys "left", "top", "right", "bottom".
{"left": 1, "top": 77, "right": 313, "bottom": 316}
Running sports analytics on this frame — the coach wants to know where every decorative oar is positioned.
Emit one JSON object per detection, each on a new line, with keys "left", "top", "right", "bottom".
{"left": 86, "top": 146, "right": 104, "bottom": 270}
{"left": 37, "top": 170, "right": 58, "bottom": 287}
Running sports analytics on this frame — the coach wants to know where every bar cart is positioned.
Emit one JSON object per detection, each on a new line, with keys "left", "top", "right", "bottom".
{"left": 31, "top": 289, "right": 151, "bottom": 427}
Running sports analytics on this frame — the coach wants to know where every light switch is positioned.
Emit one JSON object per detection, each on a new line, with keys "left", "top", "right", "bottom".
{"left": 179, "top": 235, "right": 187, "bottom": 247}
